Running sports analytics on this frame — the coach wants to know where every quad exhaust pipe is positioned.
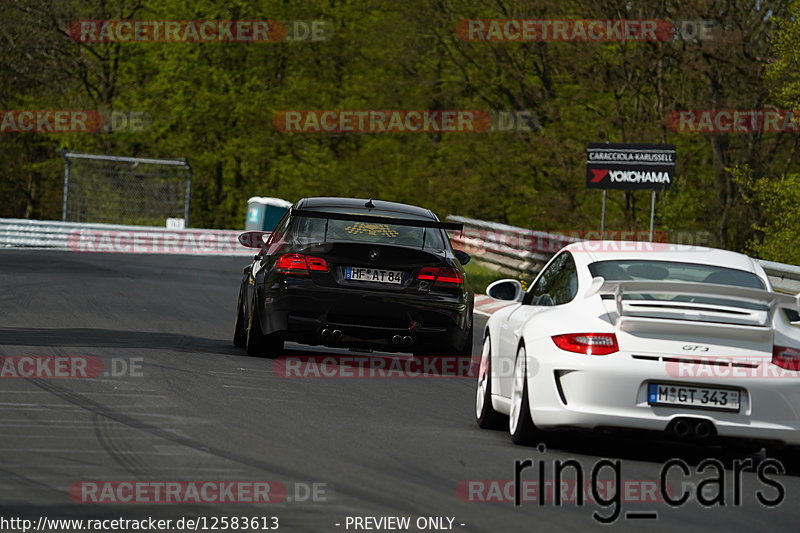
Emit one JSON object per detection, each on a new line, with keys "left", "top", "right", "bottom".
{"left": 694, "top": 420, "right": 713, "bottom": 439}
{"left": 673, "top": 420, "right": 690, "bottom": 438}
{"left": 391, "top": 335, "right": 414, "bottom": 346}
{"left": 321, "top": 329, "right": 412, "bottom": 346}
{"left": 320, "top": 329, "right": 342, "bottom": 342}
{"left": 668, "top": 418, "right": 716, "bottom": 441}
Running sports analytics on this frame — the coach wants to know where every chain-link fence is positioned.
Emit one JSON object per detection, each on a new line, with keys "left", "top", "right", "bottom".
{"left": 61, "top": 150, "right": 192, "bottom": 227}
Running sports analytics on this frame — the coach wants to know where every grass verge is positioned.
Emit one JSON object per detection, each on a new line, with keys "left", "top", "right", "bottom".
{"left": 462, "top": 260, "right": 531, "bottom": 293}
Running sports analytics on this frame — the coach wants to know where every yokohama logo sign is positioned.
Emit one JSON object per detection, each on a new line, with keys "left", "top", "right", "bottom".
{"left": 590, "top": 169, "right": 671, "bottom": 185}
{"left": 586, "top": 143, "right": 675, "bottom": 190}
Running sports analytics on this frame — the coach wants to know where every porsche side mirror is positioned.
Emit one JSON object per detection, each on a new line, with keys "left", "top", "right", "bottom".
{"left": 486, "top": 279, "right": 525, "bottom": 302}
{"left": 238, "top": 231, "right": 271, "bottom": 250}
{"left": 454, "top": 249, "right": 471, "bottom": 265}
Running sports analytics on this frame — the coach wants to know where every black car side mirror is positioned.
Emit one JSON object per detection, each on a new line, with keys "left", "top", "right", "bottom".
{"left": 238, "top": 231, "right": 271, "bottom": 251}
{"left": 453, "top": 249, "right": 471, "bottom": 265}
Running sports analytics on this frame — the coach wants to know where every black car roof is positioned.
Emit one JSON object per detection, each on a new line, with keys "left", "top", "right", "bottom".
{"left": 294, "top": 197, "right": 438, "bottom": 220}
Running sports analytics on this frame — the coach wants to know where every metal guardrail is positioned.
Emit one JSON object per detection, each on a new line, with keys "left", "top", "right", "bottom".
{"left": 756, "top": 260, "right": 800, "bottom": 294}
{"left": 0, "top": 218, "right": 251, "bottom": 256}
{"left": 447, "top": 215, "right": 800, "bottom": 294}
{"left": 446, "top": 215, "right": 580, "bottom": 276}
{"left": 4, "top": 216, "right": 800, "bottom": 292}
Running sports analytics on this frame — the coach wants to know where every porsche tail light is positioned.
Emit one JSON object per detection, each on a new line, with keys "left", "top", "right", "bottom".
{"left": 416, "top": 266, "right": 463, "bottom": 286}
{"left": 772, "top": 345, "right": 800, "bottom": 371}
{"left": 276, "top": 253, "right": 329, "bottom": 274}
{"left": 552, "top": 333, "right": 619, "bottom": 356}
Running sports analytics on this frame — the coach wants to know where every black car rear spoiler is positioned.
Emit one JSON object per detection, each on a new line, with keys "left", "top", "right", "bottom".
{"left": 291, "top": 209, "right": 464, "bottom": 231}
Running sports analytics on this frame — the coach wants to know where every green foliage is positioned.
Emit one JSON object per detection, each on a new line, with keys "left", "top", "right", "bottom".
{"left": 733, "top": 165, "right": 800, "bottom": 264}
{"left": 462, "top": 260, "right": 532, "bottom": 294}
{"left": 0, "top": 0, "right": 799, "bottom": 260}
{"left": 768, "top": 0, "right": 800, "bottom": 110}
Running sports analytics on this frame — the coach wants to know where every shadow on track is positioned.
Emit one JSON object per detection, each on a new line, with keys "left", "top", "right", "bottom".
{"left": 482, "top": 427, "right": 800, "bottom": 477}
{"left": 0, "top": 327, "right": 240, "bottom": 356}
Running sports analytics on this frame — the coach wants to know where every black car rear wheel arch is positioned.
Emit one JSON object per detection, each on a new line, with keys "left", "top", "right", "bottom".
{"left": 245, "top": 287, "right": 283, "bottom": 358}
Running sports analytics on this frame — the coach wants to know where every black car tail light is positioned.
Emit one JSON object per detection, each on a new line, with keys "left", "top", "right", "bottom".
{"left": 276, "top": 253, "right": 329, "bottom": 275}
{"left": 416, "top": 266, "right": 463, "bottom": 286}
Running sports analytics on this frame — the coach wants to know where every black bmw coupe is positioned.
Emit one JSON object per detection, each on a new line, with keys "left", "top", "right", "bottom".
{"left": 233, "top": 197, "right": 474, "bottom": 357}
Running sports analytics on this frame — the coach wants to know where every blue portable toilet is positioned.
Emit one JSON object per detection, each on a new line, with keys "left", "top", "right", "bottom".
{"left": 245, "top": 197, "right": 292, "bottom": 231}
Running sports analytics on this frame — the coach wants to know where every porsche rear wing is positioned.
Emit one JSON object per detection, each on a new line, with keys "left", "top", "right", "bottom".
{"left": 291, "top": 209, "right": 464, "bottom": 231}
{"left": 596, "top": 279, "right": 800, "bottom": 329}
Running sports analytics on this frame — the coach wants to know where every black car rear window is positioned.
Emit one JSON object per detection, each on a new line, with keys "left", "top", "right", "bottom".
{"left": 287, "top": 211, "right": 448, "bottom": 250}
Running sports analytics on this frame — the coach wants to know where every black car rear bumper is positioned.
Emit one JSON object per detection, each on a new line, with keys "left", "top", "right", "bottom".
{"left": 256, "top": 280, "right": 471, "bottom": 352}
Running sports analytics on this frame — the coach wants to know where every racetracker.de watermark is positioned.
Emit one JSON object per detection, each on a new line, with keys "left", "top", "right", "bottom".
{"left": 456, "top": 19, "right": 717, "bottom": 42}
{"left": 69, "top": 481, "right": 284, "bottom": 504}
{"left": 0, "top": 356, "right": 143, "bottom": 379}
{"left": 273, "top": 355, "right": 477, "bottom": 378}
{"left": 666, "top": 356, "right": 800, "bottom": 379}
{"left": 272, "top": 110, "right": 539, "bottom": 133}
{"left": 567, "top": 240, "right": 714, "bottom": 254}
{"left": 457, "top": 479, "right": 665, "bottom": 504}
{"left": 67, "top": 229, "right": 251, "bottom": 255}
{"left": 666, "top": 110, "right": 800, "bottom": 133}
{"left": 1, "top": 110, "right": 102, "bottom": 133}
{"left": 452, "top": 229, "right": 714, "bottom": 257}
{"left": 68, "top": 480, "right": 328, "bottom": 504}
{"left": 0, "top": 110, "right": 150, "bottom": 133}
{"left": 68, "top": 20, "right": 332, "bottom": 43}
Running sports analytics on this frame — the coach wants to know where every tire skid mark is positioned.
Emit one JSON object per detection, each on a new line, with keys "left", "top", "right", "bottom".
{"left": 92, "top": 413, "right": 149, "bottom": 477}
{"left": 22, "top": 378, "right": 451, "bottom": 515}
{"left": 25, "top": 377, "right": 310, "bottom": 478}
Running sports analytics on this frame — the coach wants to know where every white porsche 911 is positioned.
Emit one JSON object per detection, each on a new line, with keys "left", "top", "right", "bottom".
{"left": 475, "top": 241, "right": 800, "bottom": 452}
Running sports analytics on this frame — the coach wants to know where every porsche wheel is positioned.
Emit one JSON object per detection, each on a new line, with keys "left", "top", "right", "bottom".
{"left": 509, "top": 345, "right": 542, "bottom": 445}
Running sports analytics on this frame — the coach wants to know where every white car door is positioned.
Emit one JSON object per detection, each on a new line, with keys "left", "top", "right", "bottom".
{"left": 496, "top": 252, "right": 577, "bottom": 398}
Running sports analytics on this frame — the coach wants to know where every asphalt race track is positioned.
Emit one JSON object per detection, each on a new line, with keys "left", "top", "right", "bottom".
{"left": 1, "top": 249, "right": 799, "bottom": 532}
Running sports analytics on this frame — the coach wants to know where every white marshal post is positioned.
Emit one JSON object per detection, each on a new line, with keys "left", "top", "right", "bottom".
{"left": 600, "top": 190, "right": 607, "bottom": 239}
{"left": 649, "top": 190, "right": 657, "bottom": 241}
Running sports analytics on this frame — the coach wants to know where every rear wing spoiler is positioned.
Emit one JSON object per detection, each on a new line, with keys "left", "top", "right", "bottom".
{"left": 291, "top": 209, "right": 464, "bottom": 231}
{"left": 239, "top": 211, "right": 463, "bottom": 251}
{"left": 592, "top": 279, "right": 800, "bottom": 327}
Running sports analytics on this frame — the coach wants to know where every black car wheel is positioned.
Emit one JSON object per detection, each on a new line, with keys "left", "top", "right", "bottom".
{"left": 413, "top": 323, "right": 473, "bottom": 358}
{"left": 245, "top": 289, "right": 283, "bottom": 358}
{"left": 232, "top": 280, "right": 247, "bottom": 348}
{"left": 444, "top": 323, "right": 474, "bottom": 356}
